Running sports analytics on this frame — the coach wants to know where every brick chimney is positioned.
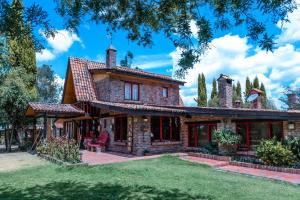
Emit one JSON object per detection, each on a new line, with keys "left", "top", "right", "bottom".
{"left": 250, "top": 88, "right": 263, "bottom": 109}
{"left": 106, "top": 44, "right": 116, "bottom": 68}
{"left": 288, "top": 93, "right": 297, "bottom": 110}
{"left": 217, "top": 74, "right": 233, "bottom": 108}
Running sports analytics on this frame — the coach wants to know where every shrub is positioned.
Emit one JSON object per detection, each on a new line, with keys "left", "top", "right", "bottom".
{"left": 284, "top": 136, "right": 300, "bottom": 160}
{"left": 37, "top": 137, "right": 80, "bottom": 164}
{"left": 256, "top": 139, "right": 295, "bottom": 167}
{"left": 213, "top": 129, "right": 241, "bottom": 145}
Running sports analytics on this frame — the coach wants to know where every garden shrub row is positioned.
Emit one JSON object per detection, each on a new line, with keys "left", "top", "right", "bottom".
{"left": 37, "top": 137, "right": 81, "bottom": 164}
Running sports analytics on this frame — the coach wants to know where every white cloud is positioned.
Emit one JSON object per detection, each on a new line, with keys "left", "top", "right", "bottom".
{"left": 54, "top": 74, "right": 65, "bottom": 100}
{"left": 276, "top": 0, "right": 300, "bottom": 44}
{"left": 133, "top": 54, "right": 173, "bottom": 70}
{"left": 36, "top": 29, "right": 83, "bottom": 62}
{"left": 171, "top": 34, "right": 300, "bottom": 108}
{"left": 36, "top": 49, "right": 55, "bottom": 62}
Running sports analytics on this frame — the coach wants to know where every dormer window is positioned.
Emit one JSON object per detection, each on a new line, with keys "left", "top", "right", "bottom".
{"left": 162, "top": 87, "right": 168, "bottom": 98}
{"left": 125, "top": 82, "right": 139, "bottom": 101}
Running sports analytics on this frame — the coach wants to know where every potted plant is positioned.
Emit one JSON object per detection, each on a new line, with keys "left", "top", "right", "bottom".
{"left": 213, "top": 129, "right": 241, "bottom": 155}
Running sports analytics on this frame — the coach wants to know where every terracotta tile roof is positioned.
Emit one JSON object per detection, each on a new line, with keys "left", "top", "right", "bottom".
{"left": 69, "top": 57, "right": 98, "bottom": 101}
{"left": 90, "top": 100, "right": 188, "bottom": 116}
{"left": 69, "top": 57, "right": 184, "bottom": 84}
{"left": 26, "top": 102, "right": 85, "bottom": 117}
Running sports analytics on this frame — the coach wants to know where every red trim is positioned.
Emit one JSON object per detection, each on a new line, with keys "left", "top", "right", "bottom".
{"left": 268, "top": 122, "right": 272, "bottom": 138}
{"left": 170, "top": 117, "right": 172, "bottom": 142}
{"left": 160, "top": 117, "right": 163, "bottom": 142}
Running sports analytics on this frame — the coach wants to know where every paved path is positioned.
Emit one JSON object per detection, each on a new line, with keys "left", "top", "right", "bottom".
{"left": 81, "top": 150, "right": 162, "bottom": 165}
{"left": 181, "top": 155, "right": 300, "bottom": 184}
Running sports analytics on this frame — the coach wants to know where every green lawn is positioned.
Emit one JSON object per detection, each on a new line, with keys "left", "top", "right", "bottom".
{"left": 0, "top": 156, "right": 299, "bottom": 200}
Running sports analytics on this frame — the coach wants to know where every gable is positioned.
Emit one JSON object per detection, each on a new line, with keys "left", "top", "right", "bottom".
{"left": 62, "top": 63, "right": 77, "bottom": 104}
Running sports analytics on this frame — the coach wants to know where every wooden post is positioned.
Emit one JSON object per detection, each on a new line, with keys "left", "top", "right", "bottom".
{"left": 43, "top": 114, "right": 47, "bottom": 142}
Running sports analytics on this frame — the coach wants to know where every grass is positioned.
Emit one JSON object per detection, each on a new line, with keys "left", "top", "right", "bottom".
{"left": 0, "top": 156, "right": 300, "bottom": 200}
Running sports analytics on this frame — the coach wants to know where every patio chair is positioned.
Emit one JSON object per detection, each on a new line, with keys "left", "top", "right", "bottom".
{"left": 87, "top": 131, "right": 109, "bottom": 152}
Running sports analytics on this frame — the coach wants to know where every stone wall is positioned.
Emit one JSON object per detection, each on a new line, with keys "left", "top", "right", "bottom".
{"left": 283, "top": 121, "right": 300, "bottom": 138}
{"left": 94, "top": 76, "right": 180, "bottom": 106}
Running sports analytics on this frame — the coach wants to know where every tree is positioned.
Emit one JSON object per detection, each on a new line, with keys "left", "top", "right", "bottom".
{"left": 236, "top": 81, "right": 242, "bottom": 101}
{"left": 253, "top": 76, "right": 260, "bottom": 89}
{"left": 211, "top": 78, "right": 218, "bottom": 100}
{"left": 0, "top": 69, "right": 31, "bottom": 151}
{"left": 55, "top": 0, "right": 297, "bottom": 78}
{"left": 37, "top": 65, "right": 62, "bottom": 103}
{"left": 260, "top": 83, "right": 267, "bottom": 108}
{"left": 245, "top": 77, "right": 252, "bottom": 97}
{"left": 120, "top": 51, "right": 134, "bottom": 68}
{"left": 196, "top": 73, "right": 207, "bottom": 107}
{"left": 197, "top": 74, "right": 202, "bottom": 106}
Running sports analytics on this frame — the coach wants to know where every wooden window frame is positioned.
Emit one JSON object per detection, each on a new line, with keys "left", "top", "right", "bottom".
{"left": 114, "top": 116, "right": 127, "bottom": 142}
{"left": 235, "top": 121, "right": 283, "bottom": 149}
{"left": 188, "top": 123, "right": 217, "bottom": 147}
{"left": 153, "top": 116, "right": 180, "bottom": 142}
{"left": 124, "top": 81, "right": 140, "bottom": 101}
{"left": 162, "top": 87, "right": 168, "bottom": 98}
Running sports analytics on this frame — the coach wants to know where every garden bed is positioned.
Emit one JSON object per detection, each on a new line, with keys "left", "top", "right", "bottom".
{"left": 188, "top": 152, "right": 231, "bottom": 162}
{"left": 229, "top": 160, "right": 300, "bottom": 175}
{"left": 38, "top": 154, "right": 87, "bottom": 167}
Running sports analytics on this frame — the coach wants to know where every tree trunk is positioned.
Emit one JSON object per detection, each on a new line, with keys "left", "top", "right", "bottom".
{"left": 4, "top": 128, "right": 7, "bottom": 151}
{"left": 8, "top": 125, "right": 15, "bottom": 152}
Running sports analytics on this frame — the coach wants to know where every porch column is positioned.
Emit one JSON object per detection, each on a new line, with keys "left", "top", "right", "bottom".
{"left": 43, "top": 114, "right": 47, "bottom": 142}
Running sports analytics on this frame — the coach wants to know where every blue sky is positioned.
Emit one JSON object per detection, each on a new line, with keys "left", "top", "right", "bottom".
{"left": 25, "top": 0, "right": 300, "bottom": 108}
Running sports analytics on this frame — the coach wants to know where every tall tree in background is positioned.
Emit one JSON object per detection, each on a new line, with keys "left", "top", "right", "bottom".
{"left": 260, "top": 83, "right": 267, "bottom": 108}
{"left": 245, "top": 77, "right": 252, "bottom": 97}
{"left": 37, "top": 65, "right": 62, "bottom": 103}
{"left": 55, "top": 0, "right": 297, "bottom": 78}
{"left": 211, "top": 78, "right": 218, "bottom": 99}
{"left": 236, "top": 81, "right": 242, "bottom": 101}
{"left": 196, "top": 73, "right": 207, "bottom": 107}
{"left": 253, "top": 76, "right": 260, "bottom": 89}
{"left": 120, "top": 51, "right": 134, "bottom": 68}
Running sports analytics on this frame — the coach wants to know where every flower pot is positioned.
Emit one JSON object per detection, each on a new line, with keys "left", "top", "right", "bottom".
{"left": 218, "top": 144, "right": 238, "bottom": 155}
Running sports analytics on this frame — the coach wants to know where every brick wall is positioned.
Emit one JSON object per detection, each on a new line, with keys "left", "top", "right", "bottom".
{"left": 94, "top": 76, "right": 180, "bottom": 106}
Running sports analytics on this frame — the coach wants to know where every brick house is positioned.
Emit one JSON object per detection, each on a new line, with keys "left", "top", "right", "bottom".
{"left": 26, "top": 46, "right": 300, "bottom": 155}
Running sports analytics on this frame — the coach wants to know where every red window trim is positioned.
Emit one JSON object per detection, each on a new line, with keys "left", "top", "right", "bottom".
{"left": 188, "top": 123, "right": 217, "bottom": 147}
{"left": 236, "top": 121, "right": 283, "bottom": 149}
{"left": 155, "top": 117, "right": 179, "bottom": 142}
{"left": 162, "top": 87, "right": 168, "bottom": 98}
{"left": 124, "top": 81, "right": 140, "bottom": 101}
{"left": 114, "top": 116, "right": 127, "bottom": 142}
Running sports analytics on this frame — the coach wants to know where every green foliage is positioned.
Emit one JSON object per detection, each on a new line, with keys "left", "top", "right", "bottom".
{"left": 55, "top": 0, "right": 297, "bottom": 77}
{"left": 284, "top": 136, "right": 300, "bottom": 160}
{"left": 213, "top": 129, "right": 241, "bottom": 145}
{"left": 120, "top": 51, "right": 134, "bottom": 68}
{"left": 260, "top": 83, "right": 267, "bottom": 108}
{"left": 197, "top": 73, "right": 207, "bottom": 107}
{"left": 210, "top": 78, "right": 218, "bottom": 99}
{"left": 37, "top": 137, "right": 80, "bottom": 164}
{"left": 236, "top": 81, "right": 242, "bottom": 101}
{"left": 256, "top": 139, "right": 295, "bottom": 167}
{"left": 245, "top": 76, "right": 252, "bottom": 98}
{"left": 37, "top": 65, "right": 62, "bottom": 103}
{"left": 253, "top": 76, "right": 260, "bottom": 89}
{"left": 208, "top": 96, "right": 219, "bottom": 107}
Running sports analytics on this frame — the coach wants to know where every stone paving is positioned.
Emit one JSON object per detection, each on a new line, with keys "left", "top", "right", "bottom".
{"left": 181, "top": 155, "right": 300, "bottom": 184}
{"left": 81, "top": 150, "right": 161, "bottom": 165}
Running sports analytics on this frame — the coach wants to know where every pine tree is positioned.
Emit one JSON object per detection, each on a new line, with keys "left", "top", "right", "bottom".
{"left": 236, "top": 81, "right": 242, "bottom": 101}
{"left": 245, "top": 77, "right": 252, "bottom": 97}
{"left": 232, "top": 83, "right": 237, "bottom": 102}
{"left": 211, "top": 78, "right": 218, "bottom": 99}
{"left": 253, "top": 76, "right": 260, "bottom": 88}
{"left": 197, "top": 74, "right": 201, "bottom": 106}
{"left": 260, "top": 83, "right": 267, "bottom": 108}
{"left": 201, "top": 73, "right": 207, "bottom": 106}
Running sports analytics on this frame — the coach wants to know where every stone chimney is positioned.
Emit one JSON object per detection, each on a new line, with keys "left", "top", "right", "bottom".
{"left": 234, "top": 100, "right": 242, "bottom": 108}
{"left": 288, "top": 93, "right": 297, "bottom": 110}
{"left": 217, "top": 74, "right": 233, "bottom": 108}
{"left": 106, "top": 44, "right": 116, "bottom": 68}
{"left": 250, "top": 88, "right": 263, "bottom": 109}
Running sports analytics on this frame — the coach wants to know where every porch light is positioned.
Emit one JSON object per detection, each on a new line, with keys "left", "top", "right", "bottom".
{"left": 288, "top": 122, "right": 295, "bottom": 130}
{"left": 142, "top": 116, "right": 148, "bottom": 122}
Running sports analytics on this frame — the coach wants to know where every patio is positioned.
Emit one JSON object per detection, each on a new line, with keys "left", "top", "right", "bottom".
{"left": 81, "top": 150, "right": 162, "bottom": 165}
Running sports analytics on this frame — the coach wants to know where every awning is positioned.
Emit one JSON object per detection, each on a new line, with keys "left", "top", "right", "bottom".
{"left": 25, "top": 102, "right": 85, "bottom": 118}
{"left": 90, "top": 100, "right": 188, "bottom": 116}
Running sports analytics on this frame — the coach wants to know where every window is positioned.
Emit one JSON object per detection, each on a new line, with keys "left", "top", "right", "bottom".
{"left": 188, "top": 123, "right": 217, "bottom": 147}
{"left": 151, "top": 117, "right": 180, "bottom": 142}
{"left": 124, "top": 82, "right": 139, "bottom": 101}
{"left": 162, "top": 87, "right": 168, "bottom": 98}
{"left": 114, "top": 116, "right": 127, "bottom": 142}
